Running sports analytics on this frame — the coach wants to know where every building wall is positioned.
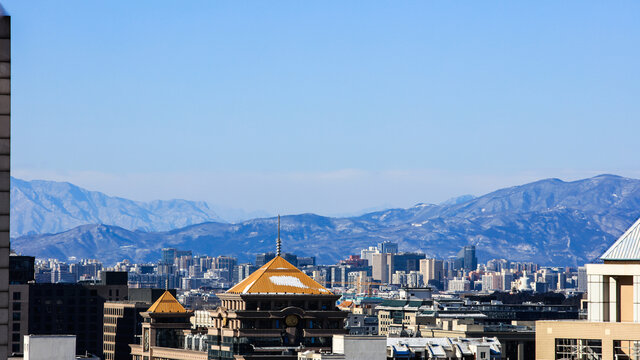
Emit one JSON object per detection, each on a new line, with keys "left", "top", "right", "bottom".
{"left": 8, "top": 284, "right": 28, "bottom": 354}
{"left": 332, "top": 335, "right": 386, "bottom": 360}
{"left": 0, "top": 10, "right": 9, "bottom": 360}
{"left": 536, "top": 320, "right": 640, "bottom": 360}
{"left": 24, "top": 335, "right": 76, "bottom": 360}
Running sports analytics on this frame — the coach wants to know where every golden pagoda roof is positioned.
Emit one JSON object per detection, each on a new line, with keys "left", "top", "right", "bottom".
{"left": 146, "top": 291, "right": 190, "bottom": 314}
{"left": 226, "top": 256, "right": 333, "bottom": 295}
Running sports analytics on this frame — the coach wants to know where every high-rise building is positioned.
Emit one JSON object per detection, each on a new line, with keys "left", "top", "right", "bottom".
{"left": 371, "top": 253, "right": 394, "bottom": 284}
{"left": 213, "top": 256, "right": 237, "bottom": 282}
{"left": 161, "top": 248, "right": 177, "bottom": 265}
{"left": 454, "top": 245, "right": 477, "bottom": 273}
{"left": 0, "top": 8, "right": 9, "bottom": 360}
{"left": 377, "top": 241, "right": 398, "bottom": 254}
{"left": 577, "top": 266, "right": 587, "bottom": 293}
{"left": 393, "top": 253, "right": 425, "bottom": 273}
{"left": 9, "top": 272, "right": 128, "bottom": 356}
{"left": 360, "top": 246, "right": 379, "bottom": 265}
{"left": 420, "top": 258, "right": 444, "bottom": 288}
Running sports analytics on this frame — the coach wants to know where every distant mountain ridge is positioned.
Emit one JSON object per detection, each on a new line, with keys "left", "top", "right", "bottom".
{"left": 11, "top": 174, "right": 640, "bottom": 267}
{"left": 10, "top": 177, "right": 224, "bottom": 237}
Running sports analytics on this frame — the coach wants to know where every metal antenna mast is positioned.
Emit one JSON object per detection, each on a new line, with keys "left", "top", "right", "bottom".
{"left": 276, "top": 215, "right": 281, "bottom": 256}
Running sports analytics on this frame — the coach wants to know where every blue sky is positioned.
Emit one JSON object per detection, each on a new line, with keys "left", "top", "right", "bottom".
{"left": 5, "top": 1, "right": 640, "bottom": 217}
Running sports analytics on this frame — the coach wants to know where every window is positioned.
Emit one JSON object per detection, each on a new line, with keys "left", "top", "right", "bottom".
{"left": 12, "top": 302, "right": 20, "bottom": 311}
{"left": 12, "top": 312, "right": 20, "bottom": 321}
{"left": 555, "top": 338, "right": 602, "bottom": 359}
{"left": 614, "top": 340, "right": 640, "bottom": 360}
{"left": 12, "top": 292, "right": 20, "bottom": 300}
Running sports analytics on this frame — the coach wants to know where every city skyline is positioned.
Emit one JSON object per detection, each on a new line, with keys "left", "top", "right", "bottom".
{"left": 4, "top": 1, "right": 640, "bottom": 215}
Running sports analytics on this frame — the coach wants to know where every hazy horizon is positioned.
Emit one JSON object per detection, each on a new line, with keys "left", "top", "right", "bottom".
{"left": 5, "top": 1, "right": 639, "bottom": 216}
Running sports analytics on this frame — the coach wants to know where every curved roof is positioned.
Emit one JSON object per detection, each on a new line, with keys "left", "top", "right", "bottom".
{"left": 226, "top": 256, "right": 332, "bottom": 295}
{"left": 146, "top": 291, "right": 189, "bottom": 314}
{"left": 600, "top": 216, "right": 640, "bottom": 261}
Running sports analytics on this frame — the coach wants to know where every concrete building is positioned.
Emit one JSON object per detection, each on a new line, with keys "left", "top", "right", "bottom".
{"left": 8, "top": 272, "right": 128, "bottom": 356}
{"left": 103, "top": 302, "right": 151, "bottom": 360}
{"left": 0, "top": 8, "right": 10, "bottom": 360}
{"left": 536, "top": 216, "right": 640, "bottom": 359}
{"left": 419, "top": 258, "right": 443, "bottom": 289}
{"left": 371, "top": 253, "right": 393, "bottom": 284}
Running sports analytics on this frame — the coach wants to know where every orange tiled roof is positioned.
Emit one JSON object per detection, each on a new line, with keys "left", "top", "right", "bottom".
{"left": 226, "top": 256, "right": 333, "bottom": 295}
{"left": 146, "top": 291, "right": 189, "bottom": 313}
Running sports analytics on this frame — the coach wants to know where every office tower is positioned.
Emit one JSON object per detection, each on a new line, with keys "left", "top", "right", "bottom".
{"left": 455, "top": 245, "right": 477, "bottom": 272}
{"left": 420, "top": 258, "right": 444, "bottom": 288}
{"left": 161, "top": 248, "right": 177, "bottom": 265}
{"left": 577, "top": 266, "right": 587, "bottom": 293}
{"left": 393, "top": 253, "right": 426, "bottom": 273}
{"left": 371, "top": 253, "right": 394, "bottom": 284}
{"left": 232, "top": 263, "right": 257, "bottom": 284}
{"left": 501, "top": 271, "right": 514, "bottom": 292}
{"left": 377, "top": 241, "right": 398, "bottom": 254}
{"left": 0, "top": 8, "right": 9, "bottom": 360}
{"left": 213, "top": 256, "right": 237, "bottom": 282}
{"left": 9, "top": 272, "right": 128, "bottom": 356}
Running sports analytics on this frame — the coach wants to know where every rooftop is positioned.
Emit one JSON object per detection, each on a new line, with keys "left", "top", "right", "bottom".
{"left": 146, "top": 291, "right": 190, "bottom": 314}
{"left": 226, "top": 255, "right": 332, "bottom": 295}
{"left": 600, "top": 216, "right": 640, "bottom": 261}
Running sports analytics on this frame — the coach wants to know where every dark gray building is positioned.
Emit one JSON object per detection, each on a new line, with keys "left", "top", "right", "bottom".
{"left": 455, "top": 245, "right": 477, "bottom": 272}
{"left": 0, "top": 7, "right": 9, "bottom": 359}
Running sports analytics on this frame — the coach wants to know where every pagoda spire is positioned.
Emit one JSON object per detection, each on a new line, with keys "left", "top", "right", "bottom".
{"left": 276, "top": 215, "right": 281, "bottom": 256}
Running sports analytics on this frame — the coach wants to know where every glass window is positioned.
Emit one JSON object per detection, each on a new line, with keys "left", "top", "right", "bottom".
{"left": 555, "top": 338, "right": 602, "bottom": 359}
{"left": 614, "top": 340, "right": 640, "bottom": 360}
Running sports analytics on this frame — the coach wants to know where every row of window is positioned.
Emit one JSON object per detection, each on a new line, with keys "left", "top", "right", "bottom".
{"left": 555, "top": 338, "right": 640, "bottom": 360}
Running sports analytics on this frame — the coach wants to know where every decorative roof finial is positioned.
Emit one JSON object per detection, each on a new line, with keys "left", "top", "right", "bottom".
{"left": 276, "top": 215, "right": 281, "bottom": 257}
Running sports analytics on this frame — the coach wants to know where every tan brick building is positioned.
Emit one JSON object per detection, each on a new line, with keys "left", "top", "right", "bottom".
{"left": 536, "top": 216, "right": 640, "bottom": 359}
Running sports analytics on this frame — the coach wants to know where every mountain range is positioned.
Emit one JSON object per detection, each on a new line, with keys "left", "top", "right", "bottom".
{"left": 10, "top": 177, "right": 223, "bottom": 237}
{"left": 11, "top": 174, "right": 640, "bottom": 267}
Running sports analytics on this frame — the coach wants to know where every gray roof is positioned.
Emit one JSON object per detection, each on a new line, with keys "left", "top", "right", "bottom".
{"left": 600, "top": 217, "right": 640, "bottom": 261}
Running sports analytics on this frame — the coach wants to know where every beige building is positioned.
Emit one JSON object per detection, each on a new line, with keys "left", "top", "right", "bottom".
{"left": 419, "top": 258, "right": 443, "bottom": 285}
{"left": 537, "top": 216, "right": 640, "bottom": 359}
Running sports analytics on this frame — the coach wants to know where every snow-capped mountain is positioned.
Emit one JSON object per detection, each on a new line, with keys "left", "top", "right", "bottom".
{"left": 11, "top": 174, "right": 640, "bottom": 267}
{"left": 10, "top": 177, "right": 224, "bottom": 237}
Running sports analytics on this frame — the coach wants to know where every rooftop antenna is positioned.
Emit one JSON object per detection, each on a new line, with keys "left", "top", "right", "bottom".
{"left": 276, "top": 215, "right": 281, "bottom": 257}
